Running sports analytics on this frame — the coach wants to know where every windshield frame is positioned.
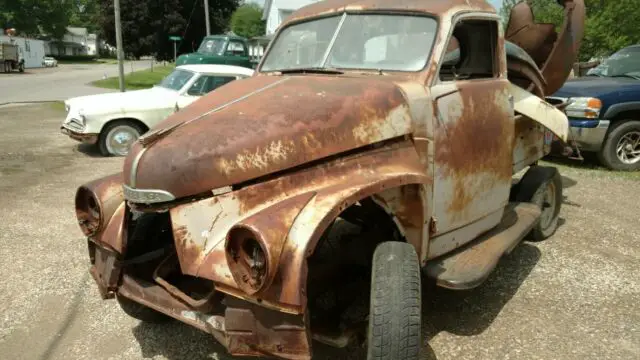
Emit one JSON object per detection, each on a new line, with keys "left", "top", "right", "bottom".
{"left": 257, "top": 10, "right": 440, "bottom": 75}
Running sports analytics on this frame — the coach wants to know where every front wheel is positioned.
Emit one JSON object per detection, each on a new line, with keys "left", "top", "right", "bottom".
{"left": 515, "top": 166, "right": 563, "bottom": 241}
{"left": 598, "top": 120, "right": 640, "bottom": 171}
{"left": 98, "top": 121, "right": 144, "bottom": 157}
{"left": 367, "top": 242, "right": 422, "bottom": 360}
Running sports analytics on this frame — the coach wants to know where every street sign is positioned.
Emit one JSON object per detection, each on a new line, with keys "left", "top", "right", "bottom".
{"left": 169, "top": 36, "right": 182, "bottom": 41}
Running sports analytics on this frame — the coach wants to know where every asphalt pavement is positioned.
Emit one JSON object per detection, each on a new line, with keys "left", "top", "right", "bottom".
{"left": 0, "top": 104, "right": 638, "bottom": 360}
{"left": 0, "top": 60, "right": 153, "bottom": 104}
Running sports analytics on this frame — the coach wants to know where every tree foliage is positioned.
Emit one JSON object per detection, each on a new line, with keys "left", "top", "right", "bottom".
{"left": 0, "top": 0, "right": 72, "bottom": 39}
{"left": 500, "top": 0, "right": 640, "bottom": 61}
{"left": 99, "top": 0, "right": 240, "bottom": 61}
{"left": 230, "top": 3, "right": 265, "bottom": 39}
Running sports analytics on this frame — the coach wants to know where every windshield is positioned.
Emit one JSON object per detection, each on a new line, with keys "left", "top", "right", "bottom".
{"left": 158, "top": 69, "right": 195, "bottom": 91}
{"left": 587, "top": 46, "right": 640, "bottom": 79}
{"left": 198, "top": 38, "right": 226, "bottom": 55}
{"left": 260, "top": 14, "right": 438, "bottom": 72}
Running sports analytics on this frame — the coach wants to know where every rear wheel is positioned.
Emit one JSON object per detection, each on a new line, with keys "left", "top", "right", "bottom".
{"left": 367, "top": 242, "right": 421, "bottom": 360}
{"left": 598, "top": 120, "right": 640, "bottom": 171}
{"left": 116, "top": 294, "right": 171, "bottom": 323}
{"left": 99, "top": 120, "right": 144, "bottom": 157}
{"left": 515, "top": 166, "right": 563, "bottom": 241}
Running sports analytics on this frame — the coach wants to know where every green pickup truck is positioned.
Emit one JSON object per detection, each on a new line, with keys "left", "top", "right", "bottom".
{"left": 176, "top": 34, "right": 254, "bottom": 69}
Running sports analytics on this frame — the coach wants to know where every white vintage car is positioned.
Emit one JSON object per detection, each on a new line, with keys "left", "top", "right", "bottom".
{"left": 61, "top": 64, "right": 254, "bottom": 156}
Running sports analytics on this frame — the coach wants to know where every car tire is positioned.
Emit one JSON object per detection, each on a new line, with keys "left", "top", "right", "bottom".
{"left": 367, "top": 241, "right": 421, "bottom": 360}
{"left": 515, "top": 166, "right": 563, "bottom": 242}
{"left": 116, "top": 294, "right": 172, "bottom": 323}
{"left": 597, "top": 120, "right": 640, "bottom": 171}
{"left": 98, "top": 120, "right": 145, "bottom": 157}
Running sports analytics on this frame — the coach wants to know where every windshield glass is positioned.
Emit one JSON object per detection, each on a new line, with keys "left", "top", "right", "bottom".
{"left": 587, "top": 46, "right": 640, "bottom": 79}
{"left": 158, "top": 69, "right": 194, "bottom": 91}
{"left": 198, "top": 38, "right": 226, "bottom": 55}
{"left": 260, "top": 14, "right": 438, "bottom": 72}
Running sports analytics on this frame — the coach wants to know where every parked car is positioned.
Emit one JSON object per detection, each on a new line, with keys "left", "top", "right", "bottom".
{"left": 42, "top": 56, "right": 58, "bottom": 67}
{"left": 176, "top": 34, "right": 254, "bottom": 69}
{"left": 551, "top": 44, "right": 640, "bottom": 171}
{"left": 72, "top": 1, "right": 583, "bottom": 359}
{"left": 61, "top": 64, "right": 254, "bottom": 156}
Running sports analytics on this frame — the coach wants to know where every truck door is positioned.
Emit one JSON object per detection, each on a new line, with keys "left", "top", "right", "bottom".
{"left": 428, "top": 18, "right": 515, "bottom": 258}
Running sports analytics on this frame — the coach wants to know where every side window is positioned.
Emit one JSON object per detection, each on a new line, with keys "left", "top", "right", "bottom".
{"left": 226, "top": 41, "right": 246, "bottom": 56}
{"left": 439, "top": 19, "right": 498, "bottom": 81}
{"left": 187, "top": 76, "right": 236, "bottom": 96}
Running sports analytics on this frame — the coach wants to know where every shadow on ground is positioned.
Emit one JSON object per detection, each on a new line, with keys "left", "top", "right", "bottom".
{"left": 130, "top": 243, "right": 541, "bottom": 360}
{"left": 75, "top": 144, "right": 105, "bottom": 158}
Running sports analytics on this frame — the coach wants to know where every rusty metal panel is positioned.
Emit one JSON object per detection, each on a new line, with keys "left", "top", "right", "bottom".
{"left": 512, "top": 115, "right": 546, "bottom": 174}
{"left": 169, "top": 140, "right": 429, "bottom": 313}
{"left": 431, "top": 80, "right": 514, "bottom": 239}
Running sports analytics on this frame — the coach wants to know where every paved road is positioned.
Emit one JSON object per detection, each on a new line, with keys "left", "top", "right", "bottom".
{"left": 0, "top": 104, "right": 638, "bottom": 360}
{"left": 0, "top": 60, "right": 154, "bottom": 104}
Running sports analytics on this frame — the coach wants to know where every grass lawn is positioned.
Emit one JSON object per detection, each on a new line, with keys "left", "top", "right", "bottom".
{"left": 90, "top": 65, "right": 175, "bottom": 90}
{"left": 541, "top": 158, "right": 640, "bottom": 181}
{"left": 50, "top": 101, "right": 66, "bottom": 112}
{"left": 57, "top": 58, "right": 120, "bottom": 65}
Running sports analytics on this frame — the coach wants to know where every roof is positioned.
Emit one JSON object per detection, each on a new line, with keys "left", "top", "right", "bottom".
{"left": 287, "top": 0, "right": 494, "bottom": 24}
{"left": 204, "top": 34, "right": 247, "bottom": 41}
{"left": 176, "top": 64, "right": 255, "bottom": 77}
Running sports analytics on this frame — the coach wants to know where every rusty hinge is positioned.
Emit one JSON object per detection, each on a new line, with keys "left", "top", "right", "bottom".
{"left": 428, "top": 217, "right": 438, "bottom": 236}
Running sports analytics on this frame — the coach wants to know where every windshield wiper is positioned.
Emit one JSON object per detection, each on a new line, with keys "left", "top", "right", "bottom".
{"left": 279, "top": 67, "right": 344, "bottom": 75}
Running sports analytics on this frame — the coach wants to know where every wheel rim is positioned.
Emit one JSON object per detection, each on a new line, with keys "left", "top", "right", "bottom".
{"left": 105, "top": 125, "right": 139, "bottom": 156}
{"left": 615, "top": 130, "right": 640, "bottom": 164}
{"left": 538, "top": 181, "right": 557, "bottom": 231}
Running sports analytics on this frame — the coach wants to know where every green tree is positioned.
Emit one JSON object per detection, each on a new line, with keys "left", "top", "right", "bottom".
{"left": 0, "top": 0, "right": 72, "bottom": 39}
{"left": 69, "top": 0, "right": 100, "bottom": 33}
{"left": 230, "top": 3, "right": 265, "bottom": 38}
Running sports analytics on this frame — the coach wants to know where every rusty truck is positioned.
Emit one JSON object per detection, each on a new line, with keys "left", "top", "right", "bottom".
{"left": 73, "top": 0, "right": 585, "bottom": 359}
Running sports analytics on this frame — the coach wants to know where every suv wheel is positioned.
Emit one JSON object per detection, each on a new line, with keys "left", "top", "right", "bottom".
{"left": 598, "top": 120, "right": 640, "bottom": 171}
{"left": 367, "top": 242, "right": 421, "bottom": 360}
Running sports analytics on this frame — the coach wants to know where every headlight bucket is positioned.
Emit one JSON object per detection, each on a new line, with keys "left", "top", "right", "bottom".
{"left": 225, "top": 226, "right": 269, "bottom": 295}
{"left": 566, "top": 97, "right": 602, "bottom": 119}
{"left": 75, "top": 186, "right": 102, "bottom": 236}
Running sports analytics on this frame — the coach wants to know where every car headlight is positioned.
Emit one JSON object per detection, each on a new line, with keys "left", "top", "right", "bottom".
{"left": 225, "top": 226, "right": 268, "bottom": 295}
{"left": 64, "top": 102, "right": 70, "bottom": 112}
{"left": 75, "top": 186, "right": 102, "bottom": 236}
{"left": 565, "top": 97, "right": 602, "bottom": 119}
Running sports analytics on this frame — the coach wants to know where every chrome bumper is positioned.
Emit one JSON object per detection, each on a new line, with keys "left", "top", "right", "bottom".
{"left": 569, "top": 120, "right": 610, "bottom": 152}
{"left": 60, "top": 126, "right": 99, "bottom": 145}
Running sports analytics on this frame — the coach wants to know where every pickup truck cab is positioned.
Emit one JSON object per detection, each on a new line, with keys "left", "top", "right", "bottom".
{"left": 551, "top": 44, "right": 640, "bottom": 171}
{"left": 176, "top": 34, "right": 253, "bottom": 69}
{"left": 73, "top": 1, "right": 584, "bottom": 359}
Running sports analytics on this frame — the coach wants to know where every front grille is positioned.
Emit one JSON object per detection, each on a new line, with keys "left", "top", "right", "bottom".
{"left": 64, "top": 119, "right": 85, "bottom": 132}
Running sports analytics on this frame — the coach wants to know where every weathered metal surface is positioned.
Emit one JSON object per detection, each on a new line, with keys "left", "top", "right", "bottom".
{"left": 512, "top": 115, "right": 546, "bottom": 174}
{"left": 125, "top": 76, "right": 413, "bottom": 200}
{"left": 170, "top": 140, "right": 428, "bottom": 313}
{"left": 510, "top": 82, "right": 569, "bottom": 141}
{"left": 431, "top": 80, "right": 514, "bottom": 240}
{"left": 424, "top": 202, "right": 541, "bottom": 289}
{"left": 505, "top": 0, "right": 586, "bottom": 95}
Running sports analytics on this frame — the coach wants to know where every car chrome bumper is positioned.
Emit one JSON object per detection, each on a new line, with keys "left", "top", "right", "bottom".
{"left": 60, "top": 126, "right": 98, "bottom": 145}
{"left": 569, "top": 119, "right": 610, "bottom": 152}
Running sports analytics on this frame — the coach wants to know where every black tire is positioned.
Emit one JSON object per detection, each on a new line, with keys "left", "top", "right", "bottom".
{"left": 18, "top": 62, "right": 24, "bottom": 73}
{"left": 116, "top": 294, "right": 171, "bottom": 323}
{"left": 98, "top": 120, "right": 145, "bottom": 157}
{"left": 367, "top": 242, "right": 421, "bottom": 360}
{"left": 597, "top": 120, "right": 640, "bottom": 171}
{"left": 515, "top": 166, "right": 563, "bottom": 241}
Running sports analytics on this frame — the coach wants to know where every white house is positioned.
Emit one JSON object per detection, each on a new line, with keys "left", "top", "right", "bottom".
{"left": 262, "top": 0, "right": 320, "bottom": 35}
{"left": 44, "top": 27, "right": 99, "bottom": 56}
{"left": 0, "top": 35, "right": 46, "bottom": 68}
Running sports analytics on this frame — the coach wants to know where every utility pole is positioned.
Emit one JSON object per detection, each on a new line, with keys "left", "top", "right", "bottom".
{"left": 114, "top": 0, "right": 126, "bottom": 92}
{"left": 204, "top": 0, "right": 211, "bottom": 36}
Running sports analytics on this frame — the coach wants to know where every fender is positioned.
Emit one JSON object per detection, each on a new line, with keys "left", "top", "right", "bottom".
{"left": 602, "top": 102, "right": 640, "bottom": 120}
{"left": 169, "top": 139, "right": 430, "bottom": 314}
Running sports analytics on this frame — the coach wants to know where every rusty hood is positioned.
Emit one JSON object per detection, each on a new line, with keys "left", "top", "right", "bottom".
{"left": 123, "top": 75, "right": 414, "bottom": 200}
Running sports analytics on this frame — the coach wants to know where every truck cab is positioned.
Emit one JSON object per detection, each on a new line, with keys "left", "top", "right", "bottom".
{"left": 176, "top": 34, "right": 253, "bottom": 69}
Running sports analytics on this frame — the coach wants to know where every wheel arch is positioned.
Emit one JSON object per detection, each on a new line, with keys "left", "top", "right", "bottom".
{"left": 99, "top": 117, "right": 150, "bottom": 136}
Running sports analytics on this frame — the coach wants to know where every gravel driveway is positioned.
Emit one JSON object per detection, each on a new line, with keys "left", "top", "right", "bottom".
{"left": 0, "top": 104, "right": 638, "bottom": 360}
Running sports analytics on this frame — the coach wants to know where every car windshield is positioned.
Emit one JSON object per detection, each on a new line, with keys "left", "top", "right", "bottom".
{"left": 587, "top": 46, "right": 640, "bottom": 79}
{"left": 260, "top": 13, "right": 438, "bottom": 73}
{"left": 158, "top": 69, "right": 195, "bottom": 91}
{"left": 198, "top": 38, "right": 226, "bottom": 55}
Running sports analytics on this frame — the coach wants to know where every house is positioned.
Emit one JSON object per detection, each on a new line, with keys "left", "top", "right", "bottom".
{"left": 262, "top": 0, "right": 319, "bottom": 35}
{"left": 44, "top": 27, "right": 99, "bottom": 56}
{"left": 0, "top": 35, "right": 46, "bottom": 68}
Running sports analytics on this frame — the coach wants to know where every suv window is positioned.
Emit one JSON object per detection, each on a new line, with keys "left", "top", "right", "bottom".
{"left": 187, "top": 75, "right": 237, "bottom": 96}
{"left": 439, "top": 19, "right": 498, "bottom": 81}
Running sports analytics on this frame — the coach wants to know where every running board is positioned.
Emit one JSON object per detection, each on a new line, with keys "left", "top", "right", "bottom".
{"left": 423, "top": 202, "right": 541, "bottom": 290}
